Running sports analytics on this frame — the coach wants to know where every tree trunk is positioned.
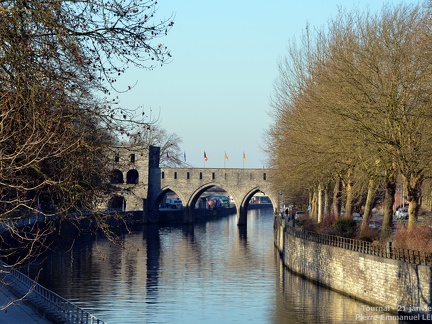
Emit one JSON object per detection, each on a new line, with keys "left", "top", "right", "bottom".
{"left": 323, "top": 184, "right": 330, "bottom": 216}
{"left": 404, "top": 175, "right": 423, "bottom": 232}
{"left": 317, "top": 183, "right": 323, "bottom": 223}
{"left": 381, "top": 175, "right": 396, "bottom": 240}
{"left": 342, "top": 166, "right": 354, "bottom": 219}
{"left": 344, "top": 180, "right": 354, "bottom": 219}
{"left": 360, "top": 178, "right": 375, "bottom": 235}
{"left": 332, "top": 178, "right": 342, "bottom": 217}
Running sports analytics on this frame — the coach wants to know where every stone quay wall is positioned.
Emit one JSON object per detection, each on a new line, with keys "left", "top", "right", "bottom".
{"left": 274, "top": 217, "right": 432, "bottom": 316}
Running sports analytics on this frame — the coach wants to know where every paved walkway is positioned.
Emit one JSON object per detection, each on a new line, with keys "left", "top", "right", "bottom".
{"left": 0, "top": 286, "right": 51, "bottom": 323}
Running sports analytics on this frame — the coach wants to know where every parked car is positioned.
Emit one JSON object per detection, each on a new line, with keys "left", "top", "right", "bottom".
{"left": 368, "top": 221, "right": 382, "bottom": 229}
{"left": 352, "top": 213, "right": 363, "bottom": 223}
{"left": 395, "top": 207, "right": 408, "bottom": 220}
{"left": 294, "top": 211, "right": 305, "bottom": 219}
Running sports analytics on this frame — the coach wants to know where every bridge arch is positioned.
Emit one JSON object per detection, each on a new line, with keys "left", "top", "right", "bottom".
{"left": 240, "top": 187, "right": 263, "bottom": 212}
{"left": 239, "top": 187, "right": 277, "bottom": 211}
{"left": 186, "top": 182, "right": 239, "bottom": 211}
{"left": 151, "top": 187, "right": 187, "bottom": 210}
{"left": 146, "top": 167, "right": 278, "bottom": 225}
{"left": 106, "top": 145, "right": 277, "bottom": 225}
{"left": 148, "top": 173, "right": 278, "bottom": 224}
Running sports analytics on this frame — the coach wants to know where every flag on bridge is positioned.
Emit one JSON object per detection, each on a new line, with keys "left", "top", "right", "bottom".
{"left": 243, "top": 152, "right": 246, "bottom": 161}
{"left": 224, "top": 151, "right": 229, "bottom": 161}
{"left": 184, "top": 151, "right": 187, "bottom": 162}
{"left": 166, "top": 152, "right": 170, "bottom": 159}
{"left": 204, "top": 151, "right": 208, "bottom": 161}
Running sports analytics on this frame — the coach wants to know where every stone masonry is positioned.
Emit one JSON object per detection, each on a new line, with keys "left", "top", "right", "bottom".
{"left": 274, "top": 218, "right": 432, "bottom": 317}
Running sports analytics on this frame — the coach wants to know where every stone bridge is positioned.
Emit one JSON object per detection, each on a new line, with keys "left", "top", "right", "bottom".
{"left": 107, "top": 146, "right": 278, "bottom": 225}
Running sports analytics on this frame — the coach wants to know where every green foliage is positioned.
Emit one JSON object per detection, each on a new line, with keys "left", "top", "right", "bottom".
{"left": 332, "top": 219, "right": 357, "bottom": 238}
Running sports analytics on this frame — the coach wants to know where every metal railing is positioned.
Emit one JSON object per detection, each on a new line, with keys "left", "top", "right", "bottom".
{"left": 0, "top": 261, "right": 106, "bottom": 324}
{"left": 277, "top": 216, "right": 432, "bottom": 266}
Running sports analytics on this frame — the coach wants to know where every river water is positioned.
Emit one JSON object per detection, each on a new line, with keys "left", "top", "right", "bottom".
{"left": 25, "top": 208, "right": 404, "bottom": 324}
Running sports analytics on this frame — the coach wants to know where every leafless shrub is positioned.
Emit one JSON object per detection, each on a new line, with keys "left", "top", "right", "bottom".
{"left": 393, "top": 221, "right": 432, "bottom": 254}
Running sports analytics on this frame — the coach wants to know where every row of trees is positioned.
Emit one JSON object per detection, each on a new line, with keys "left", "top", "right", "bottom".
{"left": 0, "top": 0, "right": 174, "bottom": 264}
{"left": 267, "top": 2, "right": 432, "bottom": 237}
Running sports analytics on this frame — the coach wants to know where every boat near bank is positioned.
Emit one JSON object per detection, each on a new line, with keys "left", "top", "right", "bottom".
{"left": 248, "top": 195, "right": 273, "bottom": 209}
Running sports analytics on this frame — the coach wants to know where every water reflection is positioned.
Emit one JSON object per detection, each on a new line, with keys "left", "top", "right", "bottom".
{"left": 273, "top": 257, "right": 404, "bottom": 324}
{"left": 24, "top": 209, "right": 406, "bottom": 323}
{"left": 143, "top": 224, "right": 160, "bottom": 304}
{"left": 238, "top": 223, "right": 247, "bottom": 241}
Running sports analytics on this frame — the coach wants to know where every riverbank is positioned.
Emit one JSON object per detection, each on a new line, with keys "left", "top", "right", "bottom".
{"left": 274, "top": 215, "right": 432, "bottom": 318}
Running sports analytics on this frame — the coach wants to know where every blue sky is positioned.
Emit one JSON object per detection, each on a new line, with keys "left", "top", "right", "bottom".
{"left": 116, "top": 0, "right": 417, "bottom": 169}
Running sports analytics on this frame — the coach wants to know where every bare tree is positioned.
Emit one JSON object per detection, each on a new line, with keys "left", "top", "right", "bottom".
{"left": 319, "top": 3, "right": 432, "bottom": 232}
{"left": 0, "top": 0, "right": 174, "bottom": 266}
{"left": 268, "top": 2, "right": 432, "bottom": 235}
{"left": 129, "top": 122, "right": 184, "bottom": 167}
